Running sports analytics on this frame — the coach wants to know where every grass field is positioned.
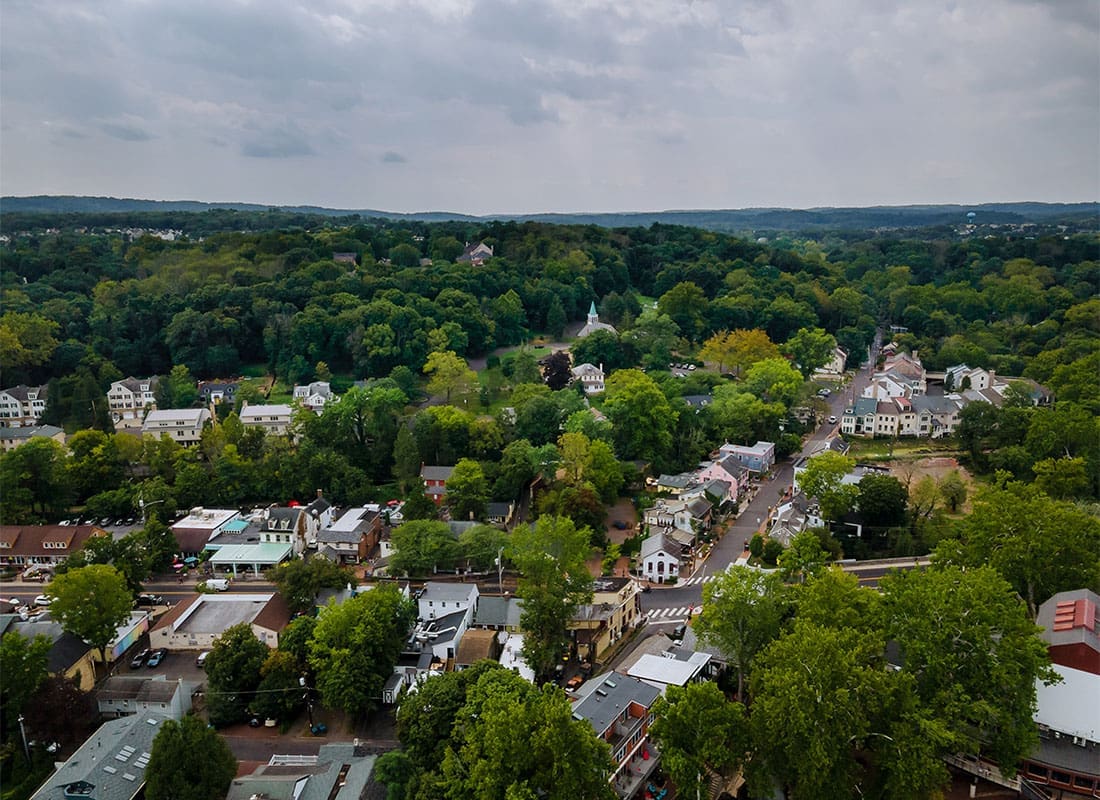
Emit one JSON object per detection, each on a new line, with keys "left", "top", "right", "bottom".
{"left": 845, "top": 437, "right": 961, "bottom": 461}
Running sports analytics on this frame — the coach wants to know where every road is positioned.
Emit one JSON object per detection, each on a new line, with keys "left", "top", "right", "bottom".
{"left": 640, "top": 347, "right": 882, "bottom": 626}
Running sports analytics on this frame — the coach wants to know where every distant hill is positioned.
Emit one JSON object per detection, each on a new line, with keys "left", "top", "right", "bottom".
{"left": 1, "top": 195, "right": 1096, "bottom": 232}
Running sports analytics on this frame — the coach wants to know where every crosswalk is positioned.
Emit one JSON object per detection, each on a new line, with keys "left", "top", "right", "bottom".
{"left": 646, "top": 606, "right": 696, "bottom": 621}
{"left": 676, "top": 575, "right": 717, "bottom": 587}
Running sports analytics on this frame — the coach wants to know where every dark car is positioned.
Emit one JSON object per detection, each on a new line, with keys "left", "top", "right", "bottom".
{"left": 670, "top": 624, "right": 687, "bottom": 641}
{"left": 146, "top": 649, "right": 168, "bottom": 668}
{"left": 135, "top": 594, "right": 163, "bottom": 607}
{"left": 130, "top": 648, "right": 151, "bottom": 669}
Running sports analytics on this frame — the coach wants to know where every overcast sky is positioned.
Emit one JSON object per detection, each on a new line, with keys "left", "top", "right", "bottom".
{"left": 1, "top": 0, "right": 1097, "bottom": 214}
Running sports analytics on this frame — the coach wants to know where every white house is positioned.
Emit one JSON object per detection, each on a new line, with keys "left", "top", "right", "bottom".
{"left": 640, "top": 532, "right": 685, "bottom": 584}
{"left": 814, "top": 347, "right": 848, "bottom": 376}
{"left": 571, "top": 362, "right": 606, "bottom": 394}
{"left": 239, "top": 403, "right": 294, "bottom": 436}
{"left": 141, "top": 408, "right": 212, "bottom": 445}
{"left": 292, "top": 381, "right": 336, "bottom": 414}
{"left": 107, "top": 376, "right": 159, "bottom": 422}
{"left": 0, "top": 425, "right": 65, "bottom": 453}
{"left": 0, "top": 384, "right": 48, "bottom": 427}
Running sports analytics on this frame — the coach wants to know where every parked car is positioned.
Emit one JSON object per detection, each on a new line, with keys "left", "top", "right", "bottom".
{"left": 33, "top": 595, "right": 53, "bottom": 607}
{"left": 130, "top": 648, "right": 151, "bottom": 669}
{"left": 196, "top": 651, "right": 210, "bottom": 668}
{"left": 146, "top": 649, "right": 168, "bottom": 668}
{"left": 205, "top": 578, "right": 230, "bottom": 592}
{"left": 827, "top": 415, "right": 838, "bottom": 424}
{"left": 135, "top": 594, "right": 163, "bottom": 607}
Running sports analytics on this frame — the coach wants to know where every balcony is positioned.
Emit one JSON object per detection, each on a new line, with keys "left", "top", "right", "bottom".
{"left": 611, "top": 739, "right": 661, "bottom": 799}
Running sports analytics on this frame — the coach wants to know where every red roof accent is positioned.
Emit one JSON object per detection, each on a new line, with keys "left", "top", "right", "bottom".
{"left": 1052, "top": 599, "right": 1096, "bottom": 632}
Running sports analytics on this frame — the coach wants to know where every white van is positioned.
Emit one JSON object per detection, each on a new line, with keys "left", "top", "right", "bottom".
{"left": 205, "top": 578, "right": 230, "bottom": 592}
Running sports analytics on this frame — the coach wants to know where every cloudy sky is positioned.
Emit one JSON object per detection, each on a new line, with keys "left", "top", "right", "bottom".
{"left": 1, "top": 0, "right": 1097, "bottom": 214}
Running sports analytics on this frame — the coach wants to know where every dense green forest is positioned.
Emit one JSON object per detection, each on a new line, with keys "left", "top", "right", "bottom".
{"left": 0, "top": 215, "right": 1096, "bottom": 551}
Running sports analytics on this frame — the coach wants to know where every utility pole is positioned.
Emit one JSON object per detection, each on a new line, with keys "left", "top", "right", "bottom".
{"left": 17, "top": 714, "right": 30, "bottom": 764}
{"left": 495, "top": 547, "right": 504, "bottom": 594}
{"left": 300, "top": 676, "right": 314, "bottom": 728}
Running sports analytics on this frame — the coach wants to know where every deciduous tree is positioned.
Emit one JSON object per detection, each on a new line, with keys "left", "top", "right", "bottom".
{"left": 446, "top": 458, "right": 489, "bottom": 521}
{"left": 389, "top": 520, "right": 458, "bottom": 575}
{"left": 204, "top": 623, "right": 270, "bottom": 727}
{"left": 267, "top": 558, "right": 356, "bottom": 615}
{"left": 146, "top": 716, "right": 237, "bottom": 800}
{"left": 48, "top": 564, "right": 133, "bottom": 664}
{"left": 512, "top": 516, "right": 594, "bottom": 680}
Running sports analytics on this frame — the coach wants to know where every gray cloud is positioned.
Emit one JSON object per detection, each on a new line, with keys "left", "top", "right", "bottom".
{"left": 100, "top": 122, "right": 154, "bottom": 142}
{"left": 0, "top": 0, "right": 1095, "bottom": 212}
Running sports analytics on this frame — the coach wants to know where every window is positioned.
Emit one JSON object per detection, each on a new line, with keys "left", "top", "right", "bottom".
{"left": 1050, "top": 770, "right": 1071, "bottom": 785}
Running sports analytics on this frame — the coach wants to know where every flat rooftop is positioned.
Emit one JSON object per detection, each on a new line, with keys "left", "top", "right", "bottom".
{"left": 175, "top": 595, "right": 273, "bottom": 634}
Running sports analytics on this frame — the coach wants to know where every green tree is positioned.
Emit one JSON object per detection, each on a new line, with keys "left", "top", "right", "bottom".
{"left": 0, "top": 311, "right": 60, "bottom": 370}
{"left": 47, "top": 564, "right": 132, "bottom": 664}
{"left": 782, "top": 326, "right": 837, "bottom": 376}
{"left": 623, "top": 308, "right": 681, "bottom": 370}
{"left": 204, "top": 623, "right": 270, "bottom": 727}
{"left": 251, "top": 650, "right": 305, "bottom": 722}
{"left": 695, "top": 566, "right": 786, "bottom": 699}
{"left": 945, "top": 481, "right": 1100, "bottom": 618}
{"left": 308, "top": 585, "right": 416, "bottom": 717}
{"left": 545, "top": 295, "right": 567, "bottom": 339}
{"left": 657, "top": 281, "right": 709, "bottom": 342}
{"left": 797, "top": 451, "right": 858, "bottom": 521}
{"left": 267, "top": 558, "right": 356, "bottom": 615}
{"left": 749, "top": 621, "right": 892, "bottom": 799}
{"left": 459, "top": 524, "right": 510, "bottom": 571}
{"left": 880, "top": 565, "right": 1058, "bottom": 771}
{"left": 603, "top": 369, "right": 677, "bottom": 465}
{"left": 494, "top": 438, "right": 538, "bottom": 500}
{"left": 0, "top": 631, "right": 51, "bottom": 735}
{"left": 510, "top": 350, "right": 543, "bottom": 385}
{"left": 423, "top": 350, "right": 478, "bottom": 405}
{"left": 401, "top": 482, "right": 439, "bottom": 522}
{"left": 446, "top": 458, "right": 489, "bottom": 521}
{"left": 650, "top": 682, "right": 748, "bottom": 799}
{"left": 440, "top": 672, "right": 615, "bottom": 800}
{"left": 777, "top": 529, "right": 829, "bottom": 584}
{"left": 512, "top": 516, "right": 594, "bottom": 680}
{"left": 392, "top": 425, "right": 421, "bottom": 491}
{"left": 857, "top": 474, "right": 909, "bottom": 528}
{"left": 145, "top": 716, "right": 238, "bottom": 800}
{"left": 937, "top": 470, "right": 968, "bottom": 513}
{"left": 390, "top": 520, "right": 458, "bottom": 575}
{"left": 0, "top": 437, "right": 71, "bottom": 522}
{"left": 742, "top": 356, "right": 804, "bottom": 406}
{"left": 22, "top": 674, "right": 99, "bottom": 757}
{"left": 1032, "top": 456, "right": 1091, "bottom": 500}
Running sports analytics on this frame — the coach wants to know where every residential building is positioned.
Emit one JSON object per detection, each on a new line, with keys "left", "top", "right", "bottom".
{"left": 141, "top": 408, "right": 211, "bottom": 445}
{"left": 316, "top": 505, "right": 382, "bottom": 564}
{"left": 639, "top": 532, "right": 688, "bottom": 584}
{"left": 150, "top": 592, "right": 290, "bottom": 650}
{"left": 694, "top": 455, "right": 744, "bottom": 503}
{"left": 572, "top": 670, "right": 662, "bottom": 798}
{"left": 332, "top": 251, "right": 358, "bottom": 264}
{"left": 945, "top": 364, "right": 994, "bottom": 392}
{"left": 681, "top": 394, "right": 713, "bottom": 411}
{"left": 486, "top": 501, "right": 515, "bottom": 527}
{"left": 239, "top": 403, "right": 294, "bottom": 437}
{"left": 0, "top": 424, "right": 65, "bottom": 452}
{"left": 571, "top": 362, "right": 606, "bottom": 394}
{"left": 0, "top": 525, "right": 108, "bottom": 569}
{"left": 29, "top": 712, "right": 173, "bottom": 800}
{"left": 474, "top": 596, "right": 523, "bottom": 632}
{"left": 0, "top": 384, "right": 48, "bottom": 427}
{"left": 97, "top": 675, "right": 191, "bottom": 720}
{"left": 628, "top": 649, "right": 713, "bottom": 693}
{"left": 719, "top": 441, "right": 776, "bottom": 474}
{"left": 1020, "top": 590, "right": 1100, "bottom": 796}
{"left": 169, "top": 507, "right": 241, "bottom": 558}
{"left": 197, "top": 380, "right": 238, "bottom": 405}
{"left": 227, "top": 744, "right": 377, "bottom": 800}
{"left": 571, "top": 577, "right": 643, "bottom": 663}
{"left": 814, "top": 346, "right": 848, "bottom": 375}
{"left": 652, "top": 473, "right": 695, "bottom": 497}
{"left": 107, "top": 376, "right": 159, "bottom": 422}
{"left": 576, "top": 301, "right": 618, "bottom": 338}
{"left": 454, "top": 628, "right": 501, "bottom": 670}
{"left": 292, "top": 381, "right": 336, "bottom": 414}
{"left": 841, "top": 395, "right": 963, "bottom": 439}
{"left": 421, "top": 464, "right": 454, "bottom": 505}
{"left": 457, "top": 241, "right": 494, "bottom": 264}
{"left": 418, "top": 582, "right": 478, "bottom": 621}
{"left": 1, "top": 616, "right": 99, "bottom": 691}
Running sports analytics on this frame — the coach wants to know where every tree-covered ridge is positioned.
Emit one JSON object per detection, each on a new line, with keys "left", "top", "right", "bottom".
{"left": 2, "top": 218, "right": 1096, "bottom": 389}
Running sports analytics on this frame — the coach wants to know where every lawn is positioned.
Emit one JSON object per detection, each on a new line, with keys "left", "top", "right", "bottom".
{"left": 845, "top": 437, "right": 961, "bottom": 461}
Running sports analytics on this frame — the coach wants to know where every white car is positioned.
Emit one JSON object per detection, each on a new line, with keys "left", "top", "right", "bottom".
{"left": 33, "top": 595, "right": 53, "bottom": 607}
{"left": 827, "top": 415, "right": 838, "bottom": 424}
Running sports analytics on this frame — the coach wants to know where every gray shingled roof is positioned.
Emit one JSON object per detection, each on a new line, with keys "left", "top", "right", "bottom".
{"left": 30, "top": 712, "right": 172, "bottom": 800}
{"left": 572, "top": 671, "right": 661, "bottom": 734}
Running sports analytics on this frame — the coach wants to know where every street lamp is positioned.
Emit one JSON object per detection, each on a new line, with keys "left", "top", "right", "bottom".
{"left": 17, "top": 714, "right": 30, "bottom": 763}
{"left": 138, "top": 495, "right": 165, "bottom": 524}
{"left": 495, "top": 547, "right": 504, "bottom": 594}
{"left": 300, "top": 676, "right": 314, "bottom": 728}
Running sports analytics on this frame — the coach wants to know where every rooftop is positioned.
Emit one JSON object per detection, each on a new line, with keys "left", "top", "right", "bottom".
{"left": 572, "top": 671, "right": 661, "bottom": 735}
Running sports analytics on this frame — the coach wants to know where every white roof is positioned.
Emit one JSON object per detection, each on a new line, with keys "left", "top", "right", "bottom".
{"left": 144, "top": 408, "right": 207, "bottom": 424}
{"left": 1035, "top": 664, "right": 1100, "bottom": 741}
{"left": 171, "top": 508, "right": 239, "bottom": 531}
{"left": 329, "top": 506, "right": 380, "bottom": 532}
{"left": 499, "top": 633, "right": 535, "bottom": 682}
{"left": 239, "top": 404, "right": 293, "bottom": 420}
{"left": 419, "top": 582, "right": 478, "bottom": 604}
{"left": 627, "top": 651, "right": 711, "bottom": 688}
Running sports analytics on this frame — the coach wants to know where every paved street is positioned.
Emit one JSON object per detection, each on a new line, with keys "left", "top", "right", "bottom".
{"left": 640, "top": 345, "right": 880, "bottom": 624}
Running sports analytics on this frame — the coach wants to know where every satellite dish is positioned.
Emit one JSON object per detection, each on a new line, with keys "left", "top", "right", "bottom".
{"left": 966, "top": 212, "right": 976, "bottom": 221}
